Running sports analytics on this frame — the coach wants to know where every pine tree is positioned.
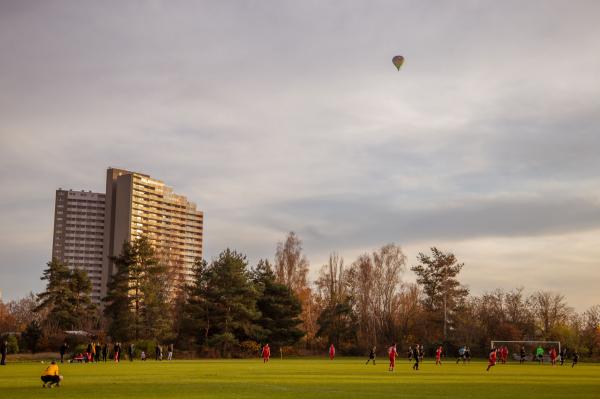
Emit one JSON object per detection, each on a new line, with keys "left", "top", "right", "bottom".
{"left": 22, "top": 320, "right": 42, "bottom": 353}
{"left": 69, "top": 268, "right": 97, "bottom": 329}
{"left": 181, "top": 258, "right": 210, "bottom": 346}
{"left": 103, "top": 241, "right": 136, "bottom": 341}
{"left": 182, "top": 249, "right": 260, "bottom": 356}
{"left": 253, "top": 259, "right": 304, "bottom": 349}
{"left": 136, "top": 237, "right": 172, "bottom": 340}
{"left": 36, "top": 258, "right": 76, "bottom": 330}
{"left": 104, "top": 237, "right": 174, "bottom": 341}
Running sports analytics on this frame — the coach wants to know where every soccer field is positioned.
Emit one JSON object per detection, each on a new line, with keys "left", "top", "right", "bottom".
{"left": 0, "top": 358, "right": 598, "bottom": 399}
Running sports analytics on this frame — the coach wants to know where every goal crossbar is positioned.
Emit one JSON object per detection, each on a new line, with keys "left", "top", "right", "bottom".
{"left": 490, "top": 340, "right": 561, "bottom": 353}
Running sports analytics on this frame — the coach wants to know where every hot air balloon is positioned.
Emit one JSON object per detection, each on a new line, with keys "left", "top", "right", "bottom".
{"left": 392, "top": 55, "right": 404, "bottom": 71}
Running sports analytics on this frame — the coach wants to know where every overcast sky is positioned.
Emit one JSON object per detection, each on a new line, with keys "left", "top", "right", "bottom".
{"left": 1, "top": 1, "right": 599, "bottom": 310}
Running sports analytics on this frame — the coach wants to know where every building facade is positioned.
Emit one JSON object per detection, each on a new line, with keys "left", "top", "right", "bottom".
{"left": 51, "top": 189, "right": 106, "bottom": 303}
{"left": 52, "top": 168, "right": 204, "bottom": 303}
{"left": 100, "top": 168, "right": 204, "bottom": 298}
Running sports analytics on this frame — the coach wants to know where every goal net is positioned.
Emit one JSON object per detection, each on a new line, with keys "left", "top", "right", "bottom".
{"left": 490, "top": 340, "right": 561, "bottom": 362}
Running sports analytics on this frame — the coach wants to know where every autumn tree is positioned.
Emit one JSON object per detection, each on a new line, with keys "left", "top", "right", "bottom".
{"left": 411, "top": 247, "right": 469, "bottom": 341}
{"left": 274, "top": 232, "right": 315, "bottom": 346}
{"left": 346, "top": 244, "right": 407, "bottom": 349}
{"left": 581, "top": 305, "right": 600, "bottom": 356}
{"left": 274, "top": 232, "right": 309, "bottom": 292}
{"left": 528, "top": 291, "right": 572, "bottom": 340}
{"left": 315, "top": 253, "right": 357, "bottom": 351}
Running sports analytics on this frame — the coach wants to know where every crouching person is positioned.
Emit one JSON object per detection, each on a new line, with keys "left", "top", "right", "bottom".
{"left": 41, "top": 361, "right": 63, "bottom": 388}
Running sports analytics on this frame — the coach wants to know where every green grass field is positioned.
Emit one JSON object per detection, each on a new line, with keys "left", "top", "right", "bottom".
{"left": 1, "top": 358, "right": 598, "bottom": 399}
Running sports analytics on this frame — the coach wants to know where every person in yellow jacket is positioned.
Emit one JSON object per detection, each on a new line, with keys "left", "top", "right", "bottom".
{"left": 41, "top": 361, "right": 63, "bottom": 388}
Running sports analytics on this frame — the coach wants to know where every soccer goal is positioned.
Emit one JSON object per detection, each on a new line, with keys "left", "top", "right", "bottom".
{"left": 490, "top": 340, "right": 561, "bottom": 362}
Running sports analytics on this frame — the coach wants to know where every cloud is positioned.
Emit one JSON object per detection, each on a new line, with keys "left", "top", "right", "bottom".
{"left": 1, "top": 1, "right": 600, "bottom": 310}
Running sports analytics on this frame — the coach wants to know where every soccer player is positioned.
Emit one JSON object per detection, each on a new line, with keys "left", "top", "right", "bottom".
{"left": 571, "top": 350, "right": 579, "bottom": 368}
{"left": 128, "top": 343, "right": 135, "bottom": 361}
{"left": 486, "top": 347, "right": 497, "bottom": 371}
{"left": 366, "top": 346, "right": 376, "bottom": 365}
{"left": 535, "top": 345, "right": 544, "bottom": 364}
{"left": 465, "top": 346, "right": 471, "bottom": 363}
{"left": 388, "top": 344, "right": 397, "bottom": 371}
{"left": 435, "top": 346, "right": 442, "bottom": 365}
{"left": 329, "top": 344, "right": 335, "bottom": 360}
{"left": 549, "top": 347, "right": 557, "bottom": 366}
{"left": 114, "top": 342, "right": 121, "bottom": 362}
{"left": 168, "top": 343, "right": 174, "bottom": 360}
{"left": 407, "top": 346, "right": 413, "bottom": 362}
{"left": 502, "top": 346, "right": 509, "bottom": 364}
{"left": 59, "top": 341, "right": 68, "bottom": 364}
{"left": 456, "top": 346, "right": 466, "bottom": 364}
{"left": 519, "top": 346, "right": 526, "bottom": 364}
{"left": 87, "top": 342, "right": 93, "bottom": 363}
{"left": 0, "top": 339, "right": 7, "bottom": 366}
{"left": 94, "top": 342, "right": 100, "bottom": 362}
{"left": 262, "top": 344, "right": 270, "bottom": 363}
{"left": 412, "top": 345, "right": 420, "bottom": 371}
{"left": 41, "top": 361, "right": 62, "bottom": 388}
{"left": 102, "top": 343, "right": 108, "bottom": 362}
{"left": 560, "top": 347, "right": 567, "bottom": 366}
{"left": 155, "top": 344, "right": 161, "bottom": 361}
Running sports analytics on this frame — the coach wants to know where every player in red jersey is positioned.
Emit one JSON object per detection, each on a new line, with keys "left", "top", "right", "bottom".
{"left": 388, "top": 344, "right": 398, "bottom": 371}
{"left": 435, "top": 346, "right": 443, "bottom": 365}
{"left": 329, "top": 344, "right": 335, "bottom": 360}
{"left": 486, "top": 347, "right": 497, "bottom": 371}
{"left": 262, "top": 344, "right": 270, "bottom": 363}
{"left": 549, "top": 347, "right": 557, "bottom": 366}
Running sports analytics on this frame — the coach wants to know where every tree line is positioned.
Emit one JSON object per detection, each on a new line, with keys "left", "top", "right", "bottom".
{"left": 1, "top": 232, "right": 599, "bottom": 358}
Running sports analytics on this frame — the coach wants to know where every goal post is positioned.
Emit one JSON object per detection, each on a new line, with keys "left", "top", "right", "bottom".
{"left": 490, "top": 340, "right": 561, "bottom": 354}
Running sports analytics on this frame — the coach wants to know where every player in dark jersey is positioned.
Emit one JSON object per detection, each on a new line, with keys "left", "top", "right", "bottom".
{"left": 412, "top": 345, "right": 420, "bottom": 370}
{"left": 366, "top": 346, "right": 376, "bottom": 365}
{"left": 456, "top": 346, "right": 466, "bottom": 364}
{"left": 519, "top": 346, "right": 526, "bottom": 364}
{"left": 572, "top": 350, "right": 579, "bottom": 367}
{"left": 560, "top": 348, "right": 567, "bottom": 366}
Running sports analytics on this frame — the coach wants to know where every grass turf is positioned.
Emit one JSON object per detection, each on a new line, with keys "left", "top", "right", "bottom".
{"left": 0, "top": 358, "right": 598, "bottom": 399}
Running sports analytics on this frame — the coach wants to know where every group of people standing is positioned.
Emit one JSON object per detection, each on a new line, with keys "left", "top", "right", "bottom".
{"left": 59, "top": 340, "right": 174, "bottom": 363}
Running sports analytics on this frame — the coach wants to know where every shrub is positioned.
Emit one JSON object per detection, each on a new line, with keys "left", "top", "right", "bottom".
{"left": 240, "top": 340, "right": 260, "bottom": 357}
{"left": 135, "top": 340, "right": 157, "bottom": 357}
{"left": 7, "top": 335, "right": 19, "bottom": 354}
{"left": 73, "top": 344, "right": 87, "bottom": 356}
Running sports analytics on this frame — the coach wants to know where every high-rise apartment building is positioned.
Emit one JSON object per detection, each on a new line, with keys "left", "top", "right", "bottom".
{"left": 51, "top": 168, "right": 204, "bottom": 303}
{"left": 100, "top": 168, "right": 204, "bottom": 297}
{"left": 51, "top": 189, "right": 106, "bottom": 303}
